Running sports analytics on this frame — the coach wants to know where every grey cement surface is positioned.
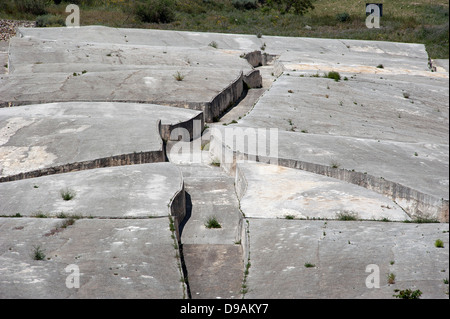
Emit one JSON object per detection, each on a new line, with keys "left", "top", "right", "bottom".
{"left": 245, "top": 219, "right": 449, "bottom": 299}
{"left": 0, "top": 163, "right": 182, "bottom": 218}
{"left": 0, "top": 41, "right": 7, "bottom": 75}
{"left": 1, "top": 28, "right": 255, "bottom": 110}
{"left": 433, "top": 59, "right": 449, "bottom": 73}
{"left": 0, "top": 67, "right": 245, "bottom": 107}
{"left": 239, "top": 73, "right": 449, "bottom": 144}
{"left": 0, "top": 102, "right": 200, "bottom": 178}
{"left": 8, "top": 36, "right": 252, "bottom": 74}
{"left": 18, "top": 27, "right": 429, "bottom": 71}
{"left": 178, "top": 164, "right": 241, "bottom": 245}
{"left": 237, "top": 162, "right": 410, "bottom": 221}
{"left": 183, "top": 244, "right": 243, "bottom": 299}
{"left": 1, "top": 27, "right": 448, "bottom": 299}
{"left": 211, "top": 125, "right": 448, "bottom": 202}
{"left": 0, "top": 217, "right": 185, "bottom": 299}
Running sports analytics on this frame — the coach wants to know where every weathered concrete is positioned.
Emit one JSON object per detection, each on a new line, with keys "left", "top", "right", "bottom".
{"left": 1, "top": 27, "right": 263, "bottom": 122}
{"left": 17, "top": 27, "right": 431, "bottom": 72}
{"left": 210, "top": 67, "right": 449, "bottom": 221}
{"left": 1, "top": 26, "right": 448, "bottom": 300}
{"left": 178, "top": 164, "right": 241, "bottom": 246}
{"left": 211, "top": 126, "right": 448, "bottom": 222}
{"left": 236, "top": 162, "right": 410, "bottom": 221}
{"left": 0, "top": 102, "right": 201, "bottom": 181}
{"left": 0, "top": 163, "right": 184, "bottom": 219}
{"left": 175, "top": 163, "right": 244, "bottom": 299}
{"left": 245, "top": 219, "right": 449, "bottom": 299}
{"left": 183, "top": 244, "right": 243, "bottom": 299}
{"left": 0, "top": 217, "right": 186, "bottom": 299}
{"left": 239, "top": 73, "right": 449, "bottom": 144}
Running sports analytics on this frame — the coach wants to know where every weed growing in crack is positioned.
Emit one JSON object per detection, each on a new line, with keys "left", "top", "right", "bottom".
{"left": 336, "top": 210, "right": 359, "bottom": 221}
{"left": 205, "top": 216, "right": 221, "bottom": 229}
{"left": 435, "top": 239, "right": 444, "bottom": 248}
{"left": 32, "top": 245, "right": 46, "bottom": 261}
{"left": 173, "top": 71, "right": 185, "bottom": 81}
{"left": 60, "top": 188, "right": 76, "bottom": 201}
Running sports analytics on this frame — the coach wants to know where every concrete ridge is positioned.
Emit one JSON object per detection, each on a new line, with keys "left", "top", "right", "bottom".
{"left": 211, "top": 132, "right": 449, "bottom": 222}
{"left": 0, "top": 106, "right": 203, "bottom": 183}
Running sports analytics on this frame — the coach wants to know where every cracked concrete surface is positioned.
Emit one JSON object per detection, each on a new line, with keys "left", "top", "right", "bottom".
{"left": 0, "top": 26, "right": 448, "bottom": 299}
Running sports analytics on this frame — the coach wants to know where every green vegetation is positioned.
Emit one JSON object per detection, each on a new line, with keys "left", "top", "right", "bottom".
{"left": 205, "top": 216, "right": 222, "bottom": 229}
{"left": 324, "top": 71, "right": 341, "bottom": 82}
{"left": 336, "top": 210, "right": 359, "bottom": 221}
{"left": 387, "top": 273, "right": 396, "bottom": 284}
{"left": 173, "top": 70, "right": 185, "bottom": 81}
{"left": 435, "top": 239, "right": 444, "bottom": 248}
{"left": 304, "top": 262, "right": 315, "bottom": 268}
{"left": 60, "top": 188, "right": 76, "bottom": 201}
{"left": 0, "top": 1, "right": 448, "bottom": 58}
{"left": 32, "top": 245, "right": 46, "bottom": 260}
{"left": 393, "top": 288, "right": 422, "bottom": 299}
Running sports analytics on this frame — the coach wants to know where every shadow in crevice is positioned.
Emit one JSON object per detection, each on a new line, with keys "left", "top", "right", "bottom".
{"left": 179, "top": 192, "right": 192, "bottom": 238}
{"left": 178, "top": 191, "right": 193, "bottom": 299}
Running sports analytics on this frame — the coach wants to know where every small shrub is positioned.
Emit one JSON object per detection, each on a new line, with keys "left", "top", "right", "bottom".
{"left": 32, "top": 245, "right": 46, "bottom": 260}
{"left": 435, "top": 239, "right": 444, "bottom": 248}
{"left": 135, "top": 0, "right": 176, "bottom": 24}
{"left": 173, "top": 71, "right": 185, "bottom": 81}
{"left": 60, "top": 188, "right": 75, "bottom": 201}
{"left": 210, "top": 158, "right": 220, "bottom": 167}
{"left": 325, "top": 71, "right": 341, "bottom": 82}
{"left": 393, "top": 289, "right": 422, "bottom": 299}
{"left": 36, "top": 14, "right": 65, "bottom": 27}
{"left": 376, "top": 64, "right": 384, "bottom": 69}
{"left": 388, "top": 273, "right": 396, "bottom": 284}
{"left": 232, "top": 0, "right": 259, "bottom": 10}
{"left": 208, "top": 41, "right": 218, "bottom": 49}
{"left": 205, "top": 216, "right": 221, "bottom": 229}
{"left": 15, "top": 0, "right": 48, "bottom": 16}
{"left": 336, "top": 211, "right": 359, "bottom": 221}
{"left": 330, "top": 160, "right": 340, "bottom": 169}
{"left": 285, "top": 215, "right": 295, "bottom": 220}
{"left": 304, "top": 262, "right": 315, "bottom": 268}
{"left": 336, "top": 12, "right": 350, "bottom": 23}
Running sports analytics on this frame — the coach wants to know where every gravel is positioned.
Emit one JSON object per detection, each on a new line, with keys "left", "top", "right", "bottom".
{"left": 0, "top": 19, "right": 36, "bottom": 42}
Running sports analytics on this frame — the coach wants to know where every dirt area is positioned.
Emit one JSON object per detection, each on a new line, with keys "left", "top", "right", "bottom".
{"left": 0, "top": 19, "right": 36, "bottom": 42}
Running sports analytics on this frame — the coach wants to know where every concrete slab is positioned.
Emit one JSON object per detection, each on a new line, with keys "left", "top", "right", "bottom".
{"left": 210, "top": 71, "right": 449, "bottom": 221}
{"left": 0, "top": 217, "right": 186, "bottom": 299}
{"left": 18, "top": 27, "right": 430, "bottom": 72}
{"left": 0, "top": 102, "right": 201, "bottom": 180}
{"left": 236, "top": 162, "right": 410, "bottom": 221}
{"left": 2, "top": 27, "right": 262, "bottom": 122}
{"left": 183, "top": 244, "right": 243, "bottom": 299}
{"left": 239, "top": 73, "right": 449, "bottom": 144}
{"left": 433, "top": 59, "right": 449, "bottom": 73}
{"left": 7, "top": 36, "right": 252, "bottom": 74}
{"left": 212, "top": 126, "right": 448, "bottom": 221}
{"left": 0, "top": 68, "right": 245, "bottom": 110}
{"left": 245, "top": 219, "right": 449, "bottom": 299}
{"left": 178, "top": 164, "right": 241, "bottom": 245}
{"left": 0, "top": 163, "right": 182, "bottom": 218}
